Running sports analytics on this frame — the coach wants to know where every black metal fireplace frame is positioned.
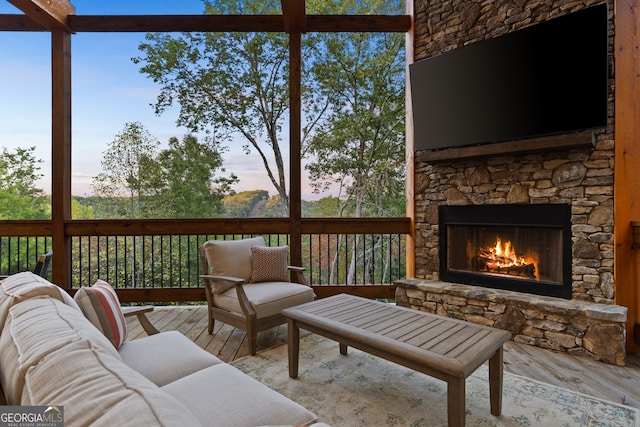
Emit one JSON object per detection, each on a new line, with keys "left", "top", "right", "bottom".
{"left": 439, "top": 204, "right": 572, "bottom": 299}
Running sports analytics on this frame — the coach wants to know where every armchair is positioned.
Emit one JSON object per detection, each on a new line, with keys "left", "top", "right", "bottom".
{"left": 199, "top": 236, "right": 315, "bottom": 355}
{"left": 1, "top": 249, "right": 53, "bottom": 281}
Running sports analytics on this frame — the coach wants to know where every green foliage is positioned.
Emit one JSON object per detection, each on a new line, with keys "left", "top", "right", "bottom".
{"left": 154, "top": 134, "right": 237, "bottom": 218}
{"left": 134, "top": 0, "right": 292, "bottom": 214}
{"left": 90, "top": 123, "right": 235, "bottom": 219}
{"left": 91, "top": 122, "right": 161, "bottom": 218}
{"left": 307, "top": 196, "right": 347, "bottom": 218}
{"left": 71, "top": 198, "right": 95, "bottom": 219}
{"left": 0, "top": 147, "right": 49, "bottom": 220}
{"left": 222, "top": 190, "right": 269, "bottom": 217}
{"left": 304, "top": 1, "right": 407, "bottom": 219}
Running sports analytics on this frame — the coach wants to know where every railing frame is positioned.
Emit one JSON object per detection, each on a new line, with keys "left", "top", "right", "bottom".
{"left": 0, "top": 217, "right": 411, "bottom": 302}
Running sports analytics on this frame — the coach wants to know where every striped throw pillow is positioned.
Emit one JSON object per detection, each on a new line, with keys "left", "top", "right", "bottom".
{"left": 74, "top": 280, "right": 127, "bottom": 349}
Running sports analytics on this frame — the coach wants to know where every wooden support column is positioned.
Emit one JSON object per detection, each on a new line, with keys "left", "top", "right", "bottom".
{"left": 405, "top": 0, "right": 415, "bottom": 278}
{"left": 51, "top": 29, "right": 72, "bottom": 288}
{"left": 288, "top": 30, "right": 303, "bottom": 266}
{"left": 614, "top": 0, "right": 640, "bottom": 353}
{"left": 282, "top": 0, "right": 306, "bottom": 266}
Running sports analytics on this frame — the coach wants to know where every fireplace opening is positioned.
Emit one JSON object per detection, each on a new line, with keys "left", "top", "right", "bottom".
{"left": 439, "top": 204, "right": 572, "bottom": 299}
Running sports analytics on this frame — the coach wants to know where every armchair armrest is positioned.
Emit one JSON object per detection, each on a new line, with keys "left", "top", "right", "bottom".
{"left": 122, "top": 306, "right": 160, "bottom": 335}
{"left": 199, "top": 274, "right": 255, "bottom": 318}
{"left": 199, "top": 274, "right": 245, "bottom": 285}
{"left": 200, "top": 274, "right": 245, "bottom": 295}
{"left": 287, "top": 265, "right": 308, "bottom": 285}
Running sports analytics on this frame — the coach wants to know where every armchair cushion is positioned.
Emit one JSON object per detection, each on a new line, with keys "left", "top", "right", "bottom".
{"left": 213, "top": 282, "right": 315, "bottom": 319}
{"left": 250, "top": 246, "right": 289, "bottom": 283}
{"left": 202, "top": 236, "right": 266, "bottom": 293}
{"left": 74, "top": 280, "right": 127, "bottom": 349}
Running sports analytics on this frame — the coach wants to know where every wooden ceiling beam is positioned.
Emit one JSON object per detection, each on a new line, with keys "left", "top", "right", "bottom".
{"left": 0, "top": 14, "right": 45, "bottom": 31}
{"left": 67, "top": 15, "right": 284, "bottom": 33}
{"left": 8, "top": 0, "right": 74, "bottom": 32}
{"left": 308, "top": 15, "right": 411, "bottom": 32}
{"left": 64, "top": 14, "right": 410, "bottom": 33}
{"left": 281, "top": 0, "right": 306, "bottom": 33}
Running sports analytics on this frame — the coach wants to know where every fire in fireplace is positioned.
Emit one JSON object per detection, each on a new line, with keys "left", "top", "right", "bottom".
{"left": 439, "top": 204, "right": 572, "bottom": 299}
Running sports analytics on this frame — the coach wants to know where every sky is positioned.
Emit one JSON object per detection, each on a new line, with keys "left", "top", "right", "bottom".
{"left": 0, "top": 0, "right": 316, "bottom": 199}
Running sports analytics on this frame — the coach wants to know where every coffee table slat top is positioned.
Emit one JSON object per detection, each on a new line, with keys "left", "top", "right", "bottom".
{"left": 283, "top": 294, "right": 511, "bottom": 378}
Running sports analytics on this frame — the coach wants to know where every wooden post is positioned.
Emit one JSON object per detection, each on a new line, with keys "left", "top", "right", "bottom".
{"left": 614, "top": 0, "right": 640, "bottom": 352}
{"left": 405, "top": 0, "right": 416, "bottom": 278}
{"left": 51, "top": 29, "right": 72, "bottom": 288}
{"left": 284, "top": 0, "right": 305, "bottom": 267}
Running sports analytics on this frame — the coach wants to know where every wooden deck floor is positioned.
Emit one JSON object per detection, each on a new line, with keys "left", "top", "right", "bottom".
{"left": 126, "top": 305, "right": 640, "bottom": 410}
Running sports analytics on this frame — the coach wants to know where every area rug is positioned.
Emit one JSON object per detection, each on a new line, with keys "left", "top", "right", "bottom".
{"left": 231, "top": 334, "right": 639, "bottom": 427}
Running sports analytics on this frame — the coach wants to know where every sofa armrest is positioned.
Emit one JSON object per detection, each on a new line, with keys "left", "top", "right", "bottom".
{"left": 0, "top": 383, "right": 6, "bottom": 405}
{"left": 122, "top": 306, "right": 160, "bottom": 335}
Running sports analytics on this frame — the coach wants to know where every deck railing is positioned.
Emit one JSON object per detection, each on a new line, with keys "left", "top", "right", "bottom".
{"left": 0, "top": 218, "right": 411, "bottom": 301}
{"left": 70, "top": 233, "right": 405, "bottom": 288}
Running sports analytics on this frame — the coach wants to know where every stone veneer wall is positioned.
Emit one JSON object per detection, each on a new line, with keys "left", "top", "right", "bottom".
{"left": 412, "top": 0, "right": 615, "bottom": 303}
{"left": 400, "top": 0, "right": 627, "bottom": 364}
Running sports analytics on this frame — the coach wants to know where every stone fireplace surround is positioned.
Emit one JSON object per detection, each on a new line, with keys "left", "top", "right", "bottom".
{"left": 399, "top": 0, "right": 628, "bottom": 365}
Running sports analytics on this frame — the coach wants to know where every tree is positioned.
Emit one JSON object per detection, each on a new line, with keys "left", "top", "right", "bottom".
{"left": 155, "top": 134, "right": 237, "bottom": 218}
{"left": 92, "top": 122, "right": 161, "bottom": 218}
{"left": 134, "top": 0, "right": 293, "bottom": 215}
{"left": 304, "top": 0, "right": 407, "bottom": 284}
{"left": 0, "top": 146, "right": 49, "bottom": 220}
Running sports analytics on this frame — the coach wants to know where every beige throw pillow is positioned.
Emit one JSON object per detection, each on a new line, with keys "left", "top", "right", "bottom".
{"left": 250, "top": 246, "right": 289, "bottom": 283}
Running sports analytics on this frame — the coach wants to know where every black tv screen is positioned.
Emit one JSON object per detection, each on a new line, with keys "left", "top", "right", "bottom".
{"left": 410, "top": 3, "right": 608, "bottom": 152}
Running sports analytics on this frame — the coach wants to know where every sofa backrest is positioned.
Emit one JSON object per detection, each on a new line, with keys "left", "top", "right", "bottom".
{"left": 0, "top": 272, "right": 79, "bottom": 331}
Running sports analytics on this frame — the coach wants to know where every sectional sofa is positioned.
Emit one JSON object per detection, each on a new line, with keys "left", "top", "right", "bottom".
{"left": 0, "top": 272, "right": 320, "bottom": 426}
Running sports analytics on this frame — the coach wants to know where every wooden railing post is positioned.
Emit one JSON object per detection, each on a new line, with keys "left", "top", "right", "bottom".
{"left": 288, "top": 20, "right": 303, "bottom": 266}
{"left": 51, "top": 29, "right": 72, "bottom": 288}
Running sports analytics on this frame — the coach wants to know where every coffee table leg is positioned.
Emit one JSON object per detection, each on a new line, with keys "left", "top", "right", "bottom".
{"left": 447, "top": 377, "right": 465, "bottom": 427}
{"left": 288, "top": 318, "right": 300, "bottom": 378}
{"left": 488, "top": 346, "right": 504, "bottom": 416}
{"left": 339, "top": 342, "right": 348, "bottom": 355}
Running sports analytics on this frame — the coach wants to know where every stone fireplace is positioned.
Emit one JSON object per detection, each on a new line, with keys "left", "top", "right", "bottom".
{"left": 396, "top": 0, "right": 628, "bottom": 366}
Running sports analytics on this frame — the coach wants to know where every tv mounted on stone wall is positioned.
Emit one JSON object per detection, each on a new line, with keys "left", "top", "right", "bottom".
{"left": 409, "top": 3, "right": 608, "bottom": 152}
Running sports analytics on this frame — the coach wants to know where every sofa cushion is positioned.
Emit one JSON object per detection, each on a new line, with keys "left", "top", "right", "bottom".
{"left": 0, "top": 271, "right": 79, "bottom": 331}
{"left": 22, "top": 339, "right": 202, "bottom": 427}
{"left": 74, "top": 280, "right": 127, "bottom": 349}
{"left": 162, "top": 364, "right": 317, "bottom": 427}
{"left": 214, "top": 282, "right": 314, "bottom": 319}
{"left": 202, "top": 236, "right": 266, "bottom": 292}
{"left": 119, "top": 330, "right": 223, "bottom": 386}
{"left": 0, "top": 296, "right": 120, "bottom": 405}
{"left": 250, "top": 246, "right": 289, "bottom": 283}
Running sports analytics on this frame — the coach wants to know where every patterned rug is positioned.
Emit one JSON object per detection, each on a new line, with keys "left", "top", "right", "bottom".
{"left": 231, "top": 334, "right": 639, "bottom": 427}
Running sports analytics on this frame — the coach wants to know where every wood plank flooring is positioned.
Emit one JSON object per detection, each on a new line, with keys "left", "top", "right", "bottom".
{"left": 126, "top": 305, "right": 640, "bottom": 410}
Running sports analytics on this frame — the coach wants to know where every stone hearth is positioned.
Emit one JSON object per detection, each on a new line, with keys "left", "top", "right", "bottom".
{"left": 395, "top": 279, "right": 627, "bottom": 366}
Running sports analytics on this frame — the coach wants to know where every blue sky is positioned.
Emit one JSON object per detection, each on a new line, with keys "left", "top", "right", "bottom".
{"left": 0, "top": 0, "right": 292, "bottom": 197}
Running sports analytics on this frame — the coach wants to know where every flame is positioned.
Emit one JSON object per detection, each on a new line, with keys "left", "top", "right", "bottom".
{"left": 479, "top": 237, "right": 539, "bottom": 279}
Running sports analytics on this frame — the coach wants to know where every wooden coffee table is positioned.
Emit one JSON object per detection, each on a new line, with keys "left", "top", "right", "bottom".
{"left": 282, "top": 294, "right": 511, "bottom": 427}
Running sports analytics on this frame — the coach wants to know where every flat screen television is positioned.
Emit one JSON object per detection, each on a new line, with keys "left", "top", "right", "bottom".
{"left": 409, "top": 3, "right": 608, "bottom": 152}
